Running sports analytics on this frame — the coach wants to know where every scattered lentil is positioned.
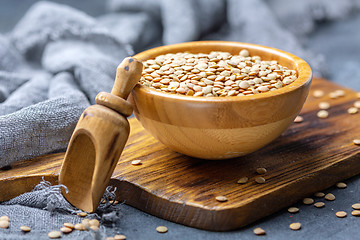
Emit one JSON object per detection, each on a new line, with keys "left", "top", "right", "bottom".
{"left": 253, "top": 227, "right": 266, "bottom": 235}
{"left": 325, "top": 193, "right": 335, "bottom": 201}
{"left": 317, "top": 110, "right": 329, "bottom": 119}
{"left": 63, "top": 223, "right": 74, "bottom": 229}
{"left": 354, "top": 101, "right": 360, "bottom": 108}
{"left": 48, "top": 231, "right": 61, "bottom": 239}
{"left": 347, "top": 107, "right": 358, "bottom": 114}
{"left": 114, "top": 234, "right": 127, "bottom": 240}
{"left": 89, "top": 219, "right": 100, "bottom": 228}
{"left": 81, "top": 219, "right": 90, "bottom": 229}
{"left": 351, "top": 210, "right": 360, "bottom": 216}
{"left": 289, "top": 222, "right": 301, "bottom": 231}
{"left": 77, "top": 212, "right": 87, "bottom": 217}
{"left": 314, "top": 192, "right": 325, "bottom": 198}
{"left": 329, "top": 92, "right": 339, "bottom": 99}
{"left": 0, "top": 220, "right": 9, "bottom": 229}
{"left": 303, "top": 198, "right": 314, "bottom": 205}
{"left": 336, "top": 182, "right": 347, "bottom": 189}
{"left": 74, "top": 223, "right": 86, "bottom": 231}
{"left": 131, "top": 160, "right": 142, "bottom": 165}
{"left": 215, "top": 196, "right": 228, "bottom": 202}
{"left": 237, "top": 177, "right": 249, "bottom": 184}
{"left": 314, "top": 202, "right": 325, "bottom": 208}
{"left": 334, "top": 89, "right": 346, "bottom": 97}
{"left": 0, "top": 216, "right": 9, "bottom": 221}
{"left": 140, "top": 51, "right": 298, "bottom": 97}
{"left": 336, "top": 211, "right": 347, "bottom": 218}
{"left": 20, "top": 226, "right": 31, "bottom": 232}
{"left": 156, "top": 226, "right": 168, "bottom": 233}
{"left": 255, "top": 176, "right": 266, "bottom": 184}
{"left": 60, "top": 227, "right": 73, "bottom": 234}
{"left": 288, "top": 207, "right": 299, "bottom": 213}
{"left": 89, "top": 226, "right": 99, "bottom": 231}
{"left": 293, "top": 115, "right": 303, "bottom": 123}
{"left": 319, "top": 102, "right": 330, "bottom": 110}
{"left": 256, "top": 167, "right": 267, "bottom": 174}
{"left": 313, "top": 90, "right": 325, "bottom": 98}
{"left": 352, "top": 203, "right": 360, "bottom": 210}
{"left": 353, "top": 139, "right": 360, "bottom": 145}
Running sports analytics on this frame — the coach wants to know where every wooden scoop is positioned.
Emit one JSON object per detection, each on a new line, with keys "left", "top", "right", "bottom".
{"left": 59, "top": 57, "right": 143, "bottom": 212}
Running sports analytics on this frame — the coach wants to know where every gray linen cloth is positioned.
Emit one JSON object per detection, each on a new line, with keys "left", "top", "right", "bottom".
{"left": 0, "top": 0, "right": 359, "bottom": 239}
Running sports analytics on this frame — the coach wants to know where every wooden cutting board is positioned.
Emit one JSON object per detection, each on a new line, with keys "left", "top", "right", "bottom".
{"left": 1, "top": 78, "right": 360, "bottom": 231}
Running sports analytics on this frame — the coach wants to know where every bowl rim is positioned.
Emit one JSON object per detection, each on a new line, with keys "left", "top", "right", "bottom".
{"left": 132, "top": 41, "right": 312, "bottom": 102}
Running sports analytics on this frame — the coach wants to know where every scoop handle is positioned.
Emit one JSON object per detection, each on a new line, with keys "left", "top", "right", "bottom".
{"left": 111, "top": 57, "right": 143, "bottom": 99}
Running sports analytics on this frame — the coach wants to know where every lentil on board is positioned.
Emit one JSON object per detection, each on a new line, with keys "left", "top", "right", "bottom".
{"left": 140, "top": 51, "right": 298, "bottom": 97}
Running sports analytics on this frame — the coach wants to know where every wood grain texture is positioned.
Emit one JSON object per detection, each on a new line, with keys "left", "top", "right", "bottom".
{"left": 130, "top": 41, "right": 312, "bottom": 159}
{"left": 1, "top": 78, "right": 360, "bottom": 231}
{"left": 59, "top": 57, "right": 143, "bottom": 212}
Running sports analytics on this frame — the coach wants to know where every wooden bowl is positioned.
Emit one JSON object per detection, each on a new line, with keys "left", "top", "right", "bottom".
{"left": 130, "top": 41, "right": 312, "bottom": 159}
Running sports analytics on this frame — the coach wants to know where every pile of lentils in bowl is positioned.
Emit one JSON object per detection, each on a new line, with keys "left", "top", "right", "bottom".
{"left": 140, "top": 50, "right": 298, "bottom": 97}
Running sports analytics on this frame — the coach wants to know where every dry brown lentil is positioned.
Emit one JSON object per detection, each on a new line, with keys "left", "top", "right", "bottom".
{"left": 336, "top": 211, "right": 347, "bottom": 218}
{"left": 314, "top": 192, "right": 325, "bottom": 198}
{"left": 63, "top": 223, "right": 74, "bottom": 229}
{"left": 20, "top": 226, "right": 31, "bottom": 232}
{"left": 0, "top": 220, "right": 9, "bottom": 229}
{"left": 303, "top": 198, "right": 314, "bottom": 205}
{"left": 314, "top": 202, "right": 325, "bottom": 208}
{"left": 60, "top": 227, "right": 73, "bottom": 234}
{"left": 253, "top": 227, "right": 266, "bottom": 235}
{"left": 82, "top": 219, "right": 90, "bottom": 229}
{"left": 237, "top": 177, "right": 249, "bottom": 184}
{"left": 329, "top": 92, "right": 339, "bottom": 99}
{"left": 140, "top": 51, "right": 298, "bottom": 97}
{"left": 77, "top": 212, "right": 87, "bottom": 217}
{"left": 89, "top": 226, "right": 99, "bottom": 231}
{"left": 353, "top": 101, "right": 360, "bottom": 108}
{"left": 317, "top": 110, "right": 329, "bottom": 119}
{"left": 319, "top": 102, "right": 330, "bottom": 110}
{"left": 256, "top": 167, "right": 267, "bottom": 174}
{"left": 351, "top": 210, "right": 360, "bottom": 216}
{"left": 288, "top": 207, "right": 299, "bottom": 213}
{"left": 334, "top": 89, "right": 346, "bottom": 97}
{"left": 131, "top": 160, "right": 142, "bottom": 165}
{"left": 313, "top": 90, "right": 325, "bottom": 98}
{"left": 48, "top": 231, "right": 61, "bottom": 239}
{"left": 353, "top": 139, "right": 360, "bottom": 145}
{"left": 156, "top": 226, "right": 168, "bottom": 233}
{"left": 352, "top": 203, "right": 360, "bottom": 209}
{"left": 347, "top": 107, "right": 358, "bottom": 114}
{"left": 89, "top": 219, "right": 100, "bottom": 227}
{"left": 336, "top": 182, "right": 347, "bottom": 189}
{"left": 215, "top": 196, "right": 228, "bottom": 202}
{"left": 74, "top": 223, "right": 86, "bottom": 231}
{"left": 0, "top": 216, "right": 9, "bottom": 222}
{"left": 325, "top": 193, "right": 335, "bottom": 201}
{"left": 293, "top": 115, "right": 303, "bottom": 123}
{"left": 114, "top": 234, "right": 127, "bottom": 240}
{"left": 289, "top": 222, "right": 301, "bottom": 230}
{"left": 255, "top": 176, "right": 266, "bottom": 184}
